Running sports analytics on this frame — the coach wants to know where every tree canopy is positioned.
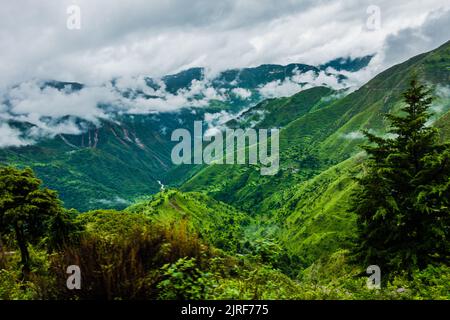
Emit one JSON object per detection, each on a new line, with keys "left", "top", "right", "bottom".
{"left": 0, "top": 167, "right": 63, "bottom": 273}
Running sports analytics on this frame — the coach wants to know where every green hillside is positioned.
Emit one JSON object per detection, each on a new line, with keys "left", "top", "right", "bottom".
{"left": 126, "top": 190, "right": 250, "bottom": 253}
{"left": 277, "top": 155, "right": 361, "bottom": 264}
{"left": 182, "top": 40, "right": 450, "bottom": 214}
{"left": 181, "top": 86, "right": 341, "bottom": 212}
{"left": 227, "top": 86, "right": 338, "bottom": 129}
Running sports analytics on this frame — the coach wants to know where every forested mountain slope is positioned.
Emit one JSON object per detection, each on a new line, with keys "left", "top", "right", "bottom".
{"left": 182, "top": 40, "right": 450, "bottom": 215}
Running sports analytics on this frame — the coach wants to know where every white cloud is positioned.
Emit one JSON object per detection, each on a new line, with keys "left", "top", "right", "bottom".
{"left": 429, "top": 85, "right": 450, "bottom": 121}
{"left": 0, "top": 75, "right": 236, "bottom": 146}
{"left": 204, "top": 111, "right": 237, "bottom": 137}
{"left": 258, "top": 69, "right": 350, "bottom": 98}
{"left": 342, "top": 131, "right": 365, "bottom": 140}
{"left": 91, "top": 196, "right": 130, "bottom": 206}
{"left": 436, "top": 85, "right": 450, "bottom": 100}
{"left": 0, "top": 123, "right": 31, "bottom": 147}
{"left": 383, "top": 9, "right": 450, "bottom": 67}
{"left": 7, "top": 81, "right": 114, "bottom": 121}
{"left": 0, "top": 1, "right": 449, "bottom": 88}
{"left": 232, "top": 88, "right": 252, "bottom": 100}
{"left": 258, "top": 79, "right": 304, "bottom": 99}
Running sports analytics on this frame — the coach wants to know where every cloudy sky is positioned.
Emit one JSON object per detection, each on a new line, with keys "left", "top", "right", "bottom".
{"left": 0, "top": 0, "right": 449, "bottom": 87}
{"left": 0, "top": 0, "right": 449, "bottom": 147}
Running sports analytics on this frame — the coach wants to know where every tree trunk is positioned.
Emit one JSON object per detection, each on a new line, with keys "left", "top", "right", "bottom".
{"left": 0, "top": 233, "right": 4, "bottom": 267}
{"left": 15, "top": 225, "right": 30, "bottom": 277}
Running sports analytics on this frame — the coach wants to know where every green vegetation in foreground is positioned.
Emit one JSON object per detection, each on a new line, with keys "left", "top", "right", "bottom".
{"left": 1, "top": 174, "right": 449, "bottom": 299}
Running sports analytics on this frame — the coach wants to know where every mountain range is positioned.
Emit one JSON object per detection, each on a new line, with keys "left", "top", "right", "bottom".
{"left": 0, "top": 55, "right": 373, "bottom": 211}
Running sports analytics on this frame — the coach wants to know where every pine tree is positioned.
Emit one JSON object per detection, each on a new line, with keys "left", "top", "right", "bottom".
{"left": 353, "top": 76, "right": 450, "bottom": 275}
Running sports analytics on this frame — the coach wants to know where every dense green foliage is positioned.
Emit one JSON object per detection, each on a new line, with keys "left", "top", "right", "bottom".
{"left": 0, "top": 167, "right": 65, "bottom": 273}
{"left": 1, "top": 179, "right": 448, "bottom": 300}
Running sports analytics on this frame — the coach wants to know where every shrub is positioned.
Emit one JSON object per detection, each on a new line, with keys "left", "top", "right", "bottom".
{"left": 157, "top": 257, "right": 213, "bottom": 300}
